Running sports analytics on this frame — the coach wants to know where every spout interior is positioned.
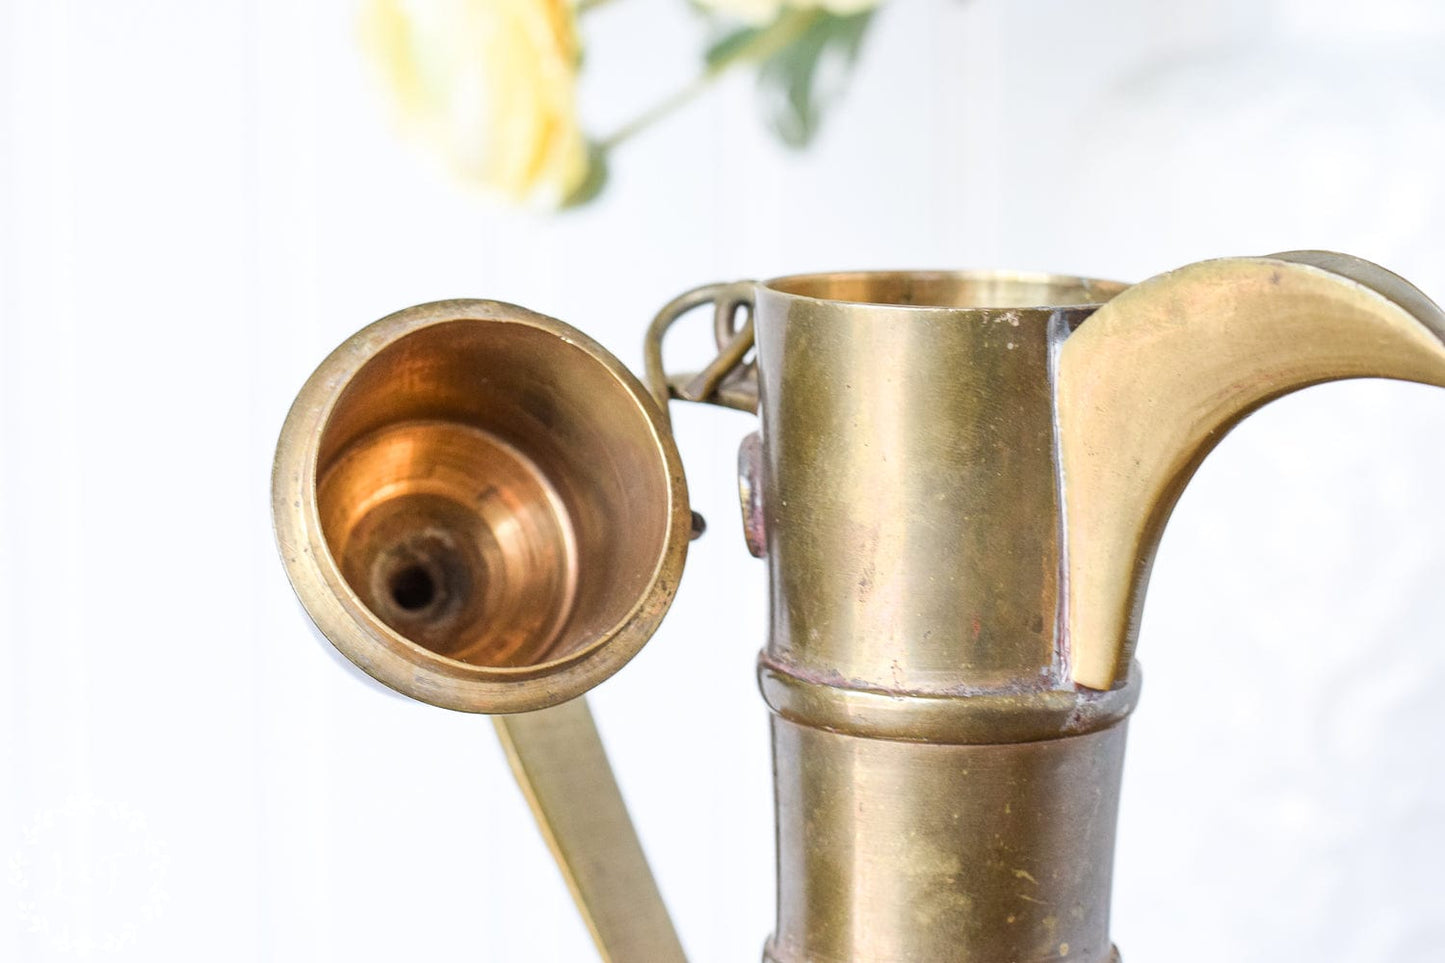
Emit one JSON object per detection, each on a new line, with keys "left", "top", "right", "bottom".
{"left": 313, "top": 319, "right": 673, "bottom": 672}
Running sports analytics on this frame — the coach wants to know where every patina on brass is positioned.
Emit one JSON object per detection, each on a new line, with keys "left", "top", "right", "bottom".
{"left": 274, "top": 298, "right": 690, "bottom": 712}
{"left": 273, "top": 299, "right": 690, "bottom": 962}
{"left": 735, "top": 271, "right": 1133, "bottom": 963}
{"left": 1057, "top": 253, "right": 1445, "bottom": 690}
{"left": 274, "top": 253, "right": 1445, "bottom": 963}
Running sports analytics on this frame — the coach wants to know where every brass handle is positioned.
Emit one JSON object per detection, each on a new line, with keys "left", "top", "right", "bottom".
{"left": 644, "top": 281, "right": 759, "bottom": 540}
{"left": 494, "top": 283, "right": 767, "bottom": 962}
{"left": 644, "top": 280, "right": 759, "bottom": 421}
{"left": 495, "top": 701, "right": 688, "bottom": 963}
{"left": 1055, "top": 251, "right": 1445, "bottom": 690}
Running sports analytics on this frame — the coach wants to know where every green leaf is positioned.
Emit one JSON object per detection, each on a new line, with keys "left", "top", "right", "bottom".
{"left": 705, "top": 26, "right": 765, "bottom": 72}
{"left": 756, "top": 10, "right": 874, "bottom": 149}
{"left": 561, "top": 142, "right": 610, "bottom": 210}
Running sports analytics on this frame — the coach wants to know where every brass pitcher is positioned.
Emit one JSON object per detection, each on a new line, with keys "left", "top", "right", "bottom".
{"left": 272, "top": 252, "right": 1445, "bottom": 962}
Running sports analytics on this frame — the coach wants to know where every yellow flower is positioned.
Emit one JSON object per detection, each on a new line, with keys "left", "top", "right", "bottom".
{"left": 695, "top": 0, "right": 879, "bottom": 27}
{"left": 361, "top": 0, "right": 590, "bottom": 207}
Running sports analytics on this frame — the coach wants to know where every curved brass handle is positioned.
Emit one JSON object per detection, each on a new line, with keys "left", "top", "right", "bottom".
{"left": 644, "top": 281, "right": 759, "bottom": 540}
{"left": 1057, "top": 251, "right": 1445, "bottom": 690}
{"left": 643, "top": 281, "right": 759, "bottom": 421}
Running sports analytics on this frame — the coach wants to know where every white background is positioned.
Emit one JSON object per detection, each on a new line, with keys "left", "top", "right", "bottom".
{"left": 3, "top": 0, "right": 1445, "bottom": 959}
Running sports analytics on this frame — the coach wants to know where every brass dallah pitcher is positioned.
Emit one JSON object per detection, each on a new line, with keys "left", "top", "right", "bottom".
{"left": 272, "top": 252, "right": 1445, "bottom": 962}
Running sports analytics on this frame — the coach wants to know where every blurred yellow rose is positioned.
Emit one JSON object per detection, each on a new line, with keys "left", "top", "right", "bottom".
{"left": 361, "top": 0, "right": 590, "bottom": 207}
{"left": 695, "top": 0, "right": 879, "bottom": 27}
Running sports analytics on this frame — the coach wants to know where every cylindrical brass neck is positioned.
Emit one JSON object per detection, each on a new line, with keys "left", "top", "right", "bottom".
{"left": 753, "top": 270, "right": 1125, "bottom": 694}
{"left": 751, "top": 272, "right": 1131, "bottom": 963}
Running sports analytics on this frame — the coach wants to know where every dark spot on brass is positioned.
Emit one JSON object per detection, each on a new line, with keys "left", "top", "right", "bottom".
{"left": 390, "top": 564, "right": 437, "bottom": 611}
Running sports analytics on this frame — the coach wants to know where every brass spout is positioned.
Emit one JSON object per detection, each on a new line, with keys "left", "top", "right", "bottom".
{"left": 1056, "top": 252, "right": 1445, "bottom": 690}
{"left": 273, "top": 298, "right": 690, "bottom": 713}
{"left": 273, "top": 299, "right": 692, "bottom": 962}
{"left": 666, "top": 257, "right": 1445, "bottom": 961}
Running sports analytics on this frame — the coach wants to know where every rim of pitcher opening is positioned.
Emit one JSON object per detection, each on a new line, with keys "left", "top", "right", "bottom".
{"left": 758, "top": 269, "right": 1130, "bottom": 311}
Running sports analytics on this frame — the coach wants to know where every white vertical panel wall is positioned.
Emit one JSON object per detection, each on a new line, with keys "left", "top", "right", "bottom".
{"left": 1, "top": 0, "right": 1442, "bottom": 960}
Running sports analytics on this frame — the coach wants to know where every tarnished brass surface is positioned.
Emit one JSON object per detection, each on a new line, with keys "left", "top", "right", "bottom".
{"left": 690, "top": 261, "right": 1444, "bottom": 960}
{"left": 318, "top": 420, "right": 576, "bottom": 667}
{"left": 757, "top": 657, "right": 1140, "bottom": 746}
{"left": 495, "top": 700, "right": 687, "bottom": 963}
{"left": 738, "top": 271, "right": 1129, "bottom": 963}
{"left": 768, "top": 719, "right": 1125, "bottom": 963}
{"left": 274, "top": 254, "right": 1445, "bottom": 963}
{"left": 273, "top": 298, "right": 690, "bottom": 712}
{"left": 272, "top": 299, "right": 689, "bottom": 962}
{"left": 1057, "top": 252, "right": 1445, "bottom": 690}
{"left": 753, "top": 271, "right": 1125, "bottom": 694}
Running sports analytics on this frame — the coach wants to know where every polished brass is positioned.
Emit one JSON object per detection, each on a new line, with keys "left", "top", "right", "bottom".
{"left": 272, "top": 299, "right": 689, "bottom": 961}
{"left": 744, "top": 271, "right": 1130, "bottom": 963}
{"left": 495, "top": 701, "right": 687, "bottom": 963}
{"left": 751, "top": 271, "right": 1124, "bottom": 694}
{"left": 274, "top": 254, "right": 1445, "bottom": 963}
{"left": 273, "top": 298, "right": 690, "bottom": 713}
{"left": 645, "top": 280, "right": 759, "bottom": 418}
{"left": 767, "top": 721, "right": 1125, "bottom": 963}
{"left": 1057, "top": 253, "right": 1445, "bottom": 690}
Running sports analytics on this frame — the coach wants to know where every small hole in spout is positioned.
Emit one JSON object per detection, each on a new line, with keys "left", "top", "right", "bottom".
{"left": 389, "top": 564, "right": 437, "bottom": 611}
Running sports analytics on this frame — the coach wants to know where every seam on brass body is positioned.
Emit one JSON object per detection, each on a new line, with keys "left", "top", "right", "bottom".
{"left": 758, "top": 654, "right": 1140, "bottom": 745}
{"left": 762, "top": 942, "right": 1122, "bottom": 963}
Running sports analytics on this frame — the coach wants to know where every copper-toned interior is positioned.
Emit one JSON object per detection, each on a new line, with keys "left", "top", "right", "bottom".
{"left": 765, "top": 271, "right": 1126, "bottom": 309}
{"left": 314, "top": 319, "right": 673, "bottom": 670}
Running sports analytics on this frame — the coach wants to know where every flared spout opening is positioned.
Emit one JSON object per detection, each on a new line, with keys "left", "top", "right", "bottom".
{"left": 273, "top": 299, "right": 690, "bottom": 713}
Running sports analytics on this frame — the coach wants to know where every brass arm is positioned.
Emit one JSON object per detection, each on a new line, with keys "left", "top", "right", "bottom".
{"left": 495, "top": 700, "right": 688, "bottom": 963}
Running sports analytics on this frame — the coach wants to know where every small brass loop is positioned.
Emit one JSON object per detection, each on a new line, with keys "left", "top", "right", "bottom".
{"left": 666, "top": 373, "right": 758, "bottom": 413}
{"left": 712, "top": 287, "right": 751, "bottom": 347}
{"left": 642, "top": 281, "right": 759, "bottom": 541}
{"left": 711, "top": 287, "right": 758, "bottom": 380}
{"left": 644, "top": 280, "right": 759, "bottom": 419}
{"left": 714, "top": 284, "right": 759, "bottom": 387}
{"left": 681, "top": 316, "right": 756, "bottom": 404}
{"left": 644, "top": 283, "right": 725, "bottom": 417}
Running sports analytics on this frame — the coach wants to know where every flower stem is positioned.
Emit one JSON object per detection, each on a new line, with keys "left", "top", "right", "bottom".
{"left": 599, "top": 9, "right": 819, "bottom": 151}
